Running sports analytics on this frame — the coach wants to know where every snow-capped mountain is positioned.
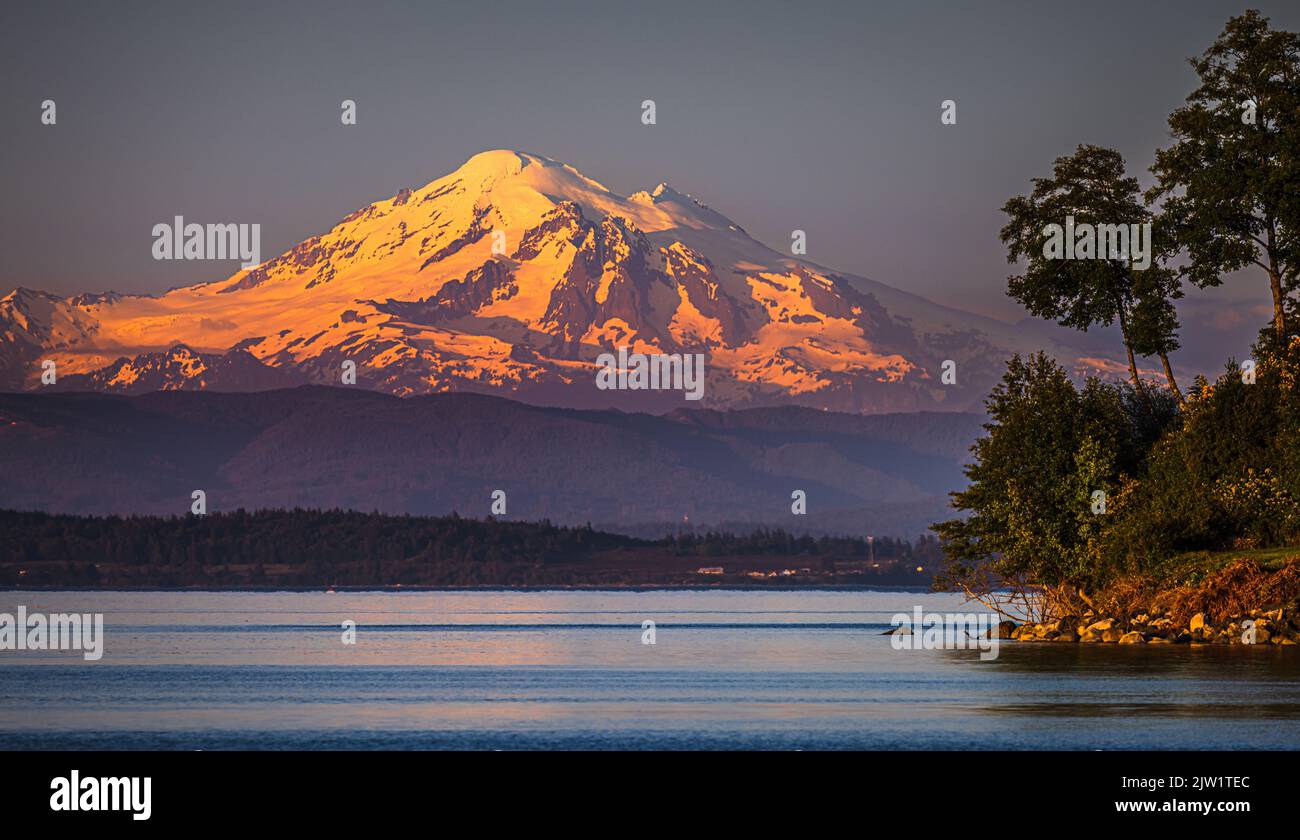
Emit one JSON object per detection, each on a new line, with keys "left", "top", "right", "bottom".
{"left": 0, "top": 149, "right": 1098, "bottom": 412}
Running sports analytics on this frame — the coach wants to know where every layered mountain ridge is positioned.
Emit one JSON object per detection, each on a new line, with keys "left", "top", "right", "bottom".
{"left": 0, "top": 388, "right": 984, "bottom": 537}
{"left": 1, "top": 149, "right": 1103, "bottom": 412}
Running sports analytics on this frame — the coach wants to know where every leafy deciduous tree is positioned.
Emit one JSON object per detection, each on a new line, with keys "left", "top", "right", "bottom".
{"left": 1001, "top": 145, "right": 1184, "bottom": 401}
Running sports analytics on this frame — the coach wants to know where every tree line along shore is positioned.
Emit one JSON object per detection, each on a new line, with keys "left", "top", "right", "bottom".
{"left": 0, "top": 508, "right": 941, "bottom": 589}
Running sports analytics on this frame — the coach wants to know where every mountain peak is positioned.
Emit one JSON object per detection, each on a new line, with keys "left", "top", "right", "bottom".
{"left": 456, "top": 149, "right": 533, "bottom": 178}
{"left": 651, "top": 182, "right": 681, "bottom": 199}
{"left": 629, "top": 182, "right": 688, "bottom": 205}
{"left": 2, "top": 287, "right": 59, "bottom": 305}
{"left": 0, "top": 151, "right": 1090, "bottom": 410}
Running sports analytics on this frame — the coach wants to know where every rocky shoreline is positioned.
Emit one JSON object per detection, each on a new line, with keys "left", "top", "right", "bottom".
{"left": 993, "top": 607, "right": 1300, "bottom": 645}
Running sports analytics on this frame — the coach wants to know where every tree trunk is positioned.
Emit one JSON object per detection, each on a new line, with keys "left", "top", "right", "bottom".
{"left": 1116, "top": 305, "right": 1144, "bottom": 393}
{"left": 1269, "top": 266, "right": 1287, "bottom": 341}
{"left": 1158, "top": 352, "right": 1184, "bottom": 407}
{"left": 1268, "top": 225, "right": 1287, "bottom": 340}
{"left": 1126, "top": 344, "right": 1143, "bottom": 393}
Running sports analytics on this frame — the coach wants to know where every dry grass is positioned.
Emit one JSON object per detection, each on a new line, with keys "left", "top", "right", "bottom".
{"left": 1149, "top": 558, "right": 1300, "bottom": 624}
{"left": 1085, "top": 576, "right": 1158, "bottom": 623}
{"left": 948, "top": 548, "right": 1300, "bottom": 627}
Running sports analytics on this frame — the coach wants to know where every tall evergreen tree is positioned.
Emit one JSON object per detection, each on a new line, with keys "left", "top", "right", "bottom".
{"left": 1149, "top": 10, "right": 1300, "bottom": 344}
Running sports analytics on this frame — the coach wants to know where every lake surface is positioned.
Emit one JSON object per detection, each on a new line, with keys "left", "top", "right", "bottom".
{"left": 3, "top": 589, "right": 1300, "bottom": 749}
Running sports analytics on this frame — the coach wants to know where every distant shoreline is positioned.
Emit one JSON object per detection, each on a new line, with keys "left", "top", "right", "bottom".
{"left": 1, "top": 508, "right": 940, "bottom": 590}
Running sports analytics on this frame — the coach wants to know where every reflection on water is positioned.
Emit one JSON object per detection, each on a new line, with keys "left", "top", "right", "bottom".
{"left": 2, "top": 589, "right": 1299, "bottom": 749}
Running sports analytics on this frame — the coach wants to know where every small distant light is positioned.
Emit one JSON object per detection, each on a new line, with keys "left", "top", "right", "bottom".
{"left": 915, "top": 566, "right": 924, "bottom": 573}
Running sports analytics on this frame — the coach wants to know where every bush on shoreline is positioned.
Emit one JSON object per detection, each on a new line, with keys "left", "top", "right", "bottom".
{"left": 935, "top": 340, "right": 1300, "bottom": 621}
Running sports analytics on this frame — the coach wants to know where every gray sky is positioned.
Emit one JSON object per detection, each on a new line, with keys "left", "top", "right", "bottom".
{"left": 2, "top": 0, "right": 1295, "bottom": 367}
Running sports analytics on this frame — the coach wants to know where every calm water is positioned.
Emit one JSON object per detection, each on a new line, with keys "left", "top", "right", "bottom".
{"left": 2, "top": 589, "right": 1299, "bottom": 750}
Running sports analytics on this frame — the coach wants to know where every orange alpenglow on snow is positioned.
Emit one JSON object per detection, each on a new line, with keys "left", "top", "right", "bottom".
{"left": 0, "top": 150, "right": 1089, "bottom": 411}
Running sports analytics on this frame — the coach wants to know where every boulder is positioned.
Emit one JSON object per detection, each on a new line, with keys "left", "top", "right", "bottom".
{"left": 990, "top": 620, "right": 1017, "bottom": 639}
{"left": 1079, "top": 628, "right": 1100, "bottom": 643}
{"left": 1085, "top": 618, "right": 1116, "bottom": 633}
{"left": 1118, "top": 631, "right": 1146, "bottom": 645}
{"left": 1054, "top": 628, "right": 1079, "bottom": 642}
{"left": 1189, "top": 613, "right": 1206, "bottom": 633}
{"left": 1102, "top": 628, "right": 1125, "bottom": 643}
